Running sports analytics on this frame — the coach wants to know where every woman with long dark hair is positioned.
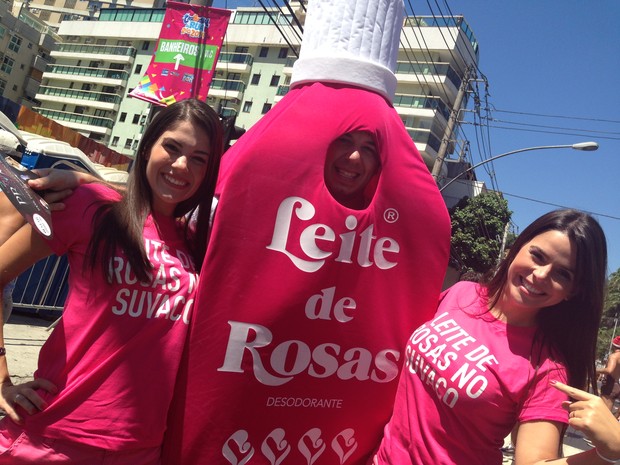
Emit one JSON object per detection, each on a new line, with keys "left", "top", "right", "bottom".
{"left": 374, "top": 209, "right": 609, "bottom": 465}
{"left": 0, "top": 98, "right": 222, "bottom": 464}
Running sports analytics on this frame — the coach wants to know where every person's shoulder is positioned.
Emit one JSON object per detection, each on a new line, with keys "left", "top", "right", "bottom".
{"left": 448, "top": 280, "right": 481, "bottom": 295}
{"left": 73, "top": 182, "right": 121, "bottom": 203}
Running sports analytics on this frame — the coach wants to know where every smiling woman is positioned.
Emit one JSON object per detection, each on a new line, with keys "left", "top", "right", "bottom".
{"left": 374, "top": 209, "right": 609, "bottom": 465}
{"left": 146, "top": 120, "right": 212, "bottom": 217}
{"left": 0, "top": 98, "right": 223, "bottom": 465}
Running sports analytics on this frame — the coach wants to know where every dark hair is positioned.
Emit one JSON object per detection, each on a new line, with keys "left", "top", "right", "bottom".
{"left": 86, "top": 98, "right": 223, "bottom": 282}
{"left": 484, "top": 209, "right": 607, "bottom": 392}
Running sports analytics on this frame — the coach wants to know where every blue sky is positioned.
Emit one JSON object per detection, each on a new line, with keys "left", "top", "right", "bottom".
{"left": 411, "top": 1, "right": 620, "bottom": 275}
{"left": 213, "top": 0, "right": 620, "bottom": 275}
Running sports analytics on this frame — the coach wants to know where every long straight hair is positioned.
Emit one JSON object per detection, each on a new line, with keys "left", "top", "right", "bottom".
{"left": 86, "top": 99, "right": 223, "bottom": 282}
{"left": 484, "top": 209, "right": 607, "bottom": 392}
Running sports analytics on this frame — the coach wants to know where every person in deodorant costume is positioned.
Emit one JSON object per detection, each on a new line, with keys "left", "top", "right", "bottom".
{"left": 162, "top": 0, "right": 451, "bottom": 464}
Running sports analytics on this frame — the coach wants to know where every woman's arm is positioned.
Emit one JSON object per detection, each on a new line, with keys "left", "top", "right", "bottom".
{"left": 514, "top": 392, "right": 619, "bottom": 465}
{"left": 553, "top": 381, "right": 620, "bottom": 463}
{"left": 0, "top": 222, "right": 58, "bottom": 424}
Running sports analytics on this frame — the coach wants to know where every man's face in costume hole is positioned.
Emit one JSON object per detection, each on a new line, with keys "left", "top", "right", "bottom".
{"left": 324, "top": 131, "right": 380, "bottom": 210}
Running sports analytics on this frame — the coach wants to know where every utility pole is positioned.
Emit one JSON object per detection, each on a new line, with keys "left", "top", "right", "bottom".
{"left": 431, "top": 65, "right": 473, "bottom": 183}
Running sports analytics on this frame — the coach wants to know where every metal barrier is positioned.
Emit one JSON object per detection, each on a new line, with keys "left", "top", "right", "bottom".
{"left": 12, "top": 255, "right": 68, "bottom": 320}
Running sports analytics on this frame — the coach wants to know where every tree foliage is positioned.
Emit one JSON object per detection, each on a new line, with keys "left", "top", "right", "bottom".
{"left": 449, "top": 192, "right": 512, "bottom": 277}
{"left": 597, "top": 270, "right": 620, "bottom": 362}
{"left": 605, "top": 270, "right": 620, "bottom": 320}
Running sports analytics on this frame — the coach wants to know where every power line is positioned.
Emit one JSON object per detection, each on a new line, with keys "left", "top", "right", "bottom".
{"left": 491, "top": 108, "right": 620, "bottom": 125}
{"left": 485, "top": 117, "right": 620, "bottom": 136}
{"left": 502, "top": 192, "right": 620, "bottom": 222}
{"left": 461, "top": 121, "right": 620, "bottom": 141}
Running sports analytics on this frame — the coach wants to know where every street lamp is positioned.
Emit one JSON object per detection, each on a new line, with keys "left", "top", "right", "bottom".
{"left": 438, "top": 141, "right": 599, "bottom": 193}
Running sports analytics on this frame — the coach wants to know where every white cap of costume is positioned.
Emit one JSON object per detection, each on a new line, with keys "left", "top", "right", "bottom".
{"left": 290, "top": 0, "right": 405, "bottom": 102}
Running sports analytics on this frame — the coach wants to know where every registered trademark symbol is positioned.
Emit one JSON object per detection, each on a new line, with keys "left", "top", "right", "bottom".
{"left": 383, "top": 208, "right": 399, "bottom": 223}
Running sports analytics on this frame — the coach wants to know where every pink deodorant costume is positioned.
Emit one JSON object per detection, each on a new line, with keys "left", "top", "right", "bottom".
{"left": 162, "top": 0, "right": 451, "bottom": 464}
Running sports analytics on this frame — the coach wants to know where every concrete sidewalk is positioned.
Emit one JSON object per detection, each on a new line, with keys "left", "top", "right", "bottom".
{"left": 3, "top": 312, "right": 52, "bottom": 385}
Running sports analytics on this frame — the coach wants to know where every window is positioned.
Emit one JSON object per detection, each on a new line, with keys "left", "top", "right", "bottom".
{"left": 251, "top": 74, "right": 260, "bottom": 85}
{"left": 96, "top": 39, "right": 106, "bottom": 45}
{"left": 0, "top": 79, "right": 5, "bottom": 96}
{"left": 132, "top": 114, "right": 140, "bottom": 124}
{"left": 0, "top": 56, "right": 14, "bottom": 74}
{"left": 242, "top": 101, "right": 252, "bottom": 113}
{"left": 119, "top": 112, "right": 127, "bottom": 122}
{"left": 270, "top": 75, "right": 280, "bottom": 87}
{"left": 142, "top": 41, "right": 150, "bottom": 51}
{"left": 82, "top": 83, "right": 92, "bottom": 91}
{"left": 134, "top": 64, "right": 143, "bottom": 74}
{"left": 278, "top": 47, "right": 288, "bottom": 59}
{"left": 235, "top": 46, "right": 249, "bottom": 53}
{"left": 64, "top": 0, "right": 77, "bottom": 8}
{"left": 259, "top": 46, "right": 268, "bottom": 58}
{"left": 8, "top": 36, "right": 22, "bottom": 53}
{"left": 132, "top": 140, "right": 139, "bottom": 150}
{"left": 261, "top": 103, "right": 272, "bottom": 114}
{"left": 39, "top": 11, "right": 51, "bottom": 21}
{"left": 74, "top": 106, "right": 85, "bottom": 114}
{"left": 27, "top": 42, "right": 33, "bottom": 49}
{"left": 111, "top": 136, "right": 119, "bottom": 147}
{"left": 124, "top": 138, "right": 132, "bottom": 149}
{"left": 0, "top": 25, "right": 5, "bottom": 40}
{"left": 12, "top": 85, "right": 17, "bottom": 91}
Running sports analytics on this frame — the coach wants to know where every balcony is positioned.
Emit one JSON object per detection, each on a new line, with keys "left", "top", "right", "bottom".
{"left": 406, "top": 128, "right": 442, "bottom": 169}
{"left": 36, "top": 86, "right": 121, "bottom": 111}
{"left": 35, "top": 108, "right": 114, "bottom": 137}
{"left": 32, "top": 55, "right": 51, "bottom": 74}
{"left": 282, "top": 56, "right": 297, "bottom": 76}
{"left": 208, "top": 79, "right": 245, "bottom": 100}
{"left": 395, "top": 61, "right": 461, "bottom": 100}
{"left": 216, "top": 52, "right": 253, "bottom": 73}
{"left": 220, "top": 107, "right": 238, "bottom": 117}
{"left": 51, "top": 44, "right": 136, "bottom": 65}
{"left": 393, "top": 94, "right": 451, "bottom": 121}
{"left": 43, "top": 65, "right": 128, "bottom": 87}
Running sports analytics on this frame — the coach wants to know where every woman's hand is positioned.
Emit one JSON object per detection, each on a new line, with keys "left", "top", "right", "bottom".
{"left": 28, "top": 169, "right": 98, "bottom": 211}
{"left": 552, "top": 380, "right": 620, "bottom": 461}
{"left": 0, "top": 378, "right": 58, "bottom": 424}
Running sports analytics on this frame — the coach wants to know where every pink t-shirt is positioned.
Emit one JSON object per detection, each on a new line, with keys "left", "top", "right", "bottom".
{"left": 162, "top": 82, "right": 451, "bottom": 465}
{"left": 21, "top": 184, "right": 199, "bottom": 451}
{"left": 374, "top": 281, "right": 569, "bottom": 465}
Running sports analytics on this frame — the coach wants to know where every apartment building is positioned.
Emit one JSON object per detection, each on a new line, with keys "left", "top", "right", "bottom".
{"left": 35, "top": 4, "right": 480, "bottom": 166}
{"left": 11, "top": 0, "right": 164, "bottom": 31}
{"left": 0, "top": 2, "right": 58, "bottom": 108}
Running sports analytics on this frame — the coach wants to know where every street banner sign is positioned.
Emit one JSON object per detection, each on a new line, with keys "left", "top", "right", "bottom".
{"left": 129, "top": 1, "right": 231, "bottom": 106}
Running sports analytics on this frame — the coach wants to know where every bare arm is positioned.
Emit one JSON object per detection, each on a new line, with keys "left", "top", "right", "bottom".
{"left": 0, "top": 192, "right": 26, "bottom": 244}
{"left": 512, "top": 381, "right": 620, "bottom": 465}
{"left": 0, "top": 223, "right": 58, "bottom": 423}
{"left": 28, "top": 168, "right": 126, "bottom": 210}
{"left": 598, "top": 353, "right": 620, "bottom": 378}
{"left": 553, "top": 381, "right": 620, "bottom": 463}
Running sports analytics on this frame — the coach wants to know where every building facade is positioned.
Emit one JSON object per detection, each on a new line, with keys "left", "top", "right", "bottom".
{"left": 35, "top": 4, "right": 480, "bottom": 165}
{"left": 0, "top": 1, "right": 59, "bottom": 108}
